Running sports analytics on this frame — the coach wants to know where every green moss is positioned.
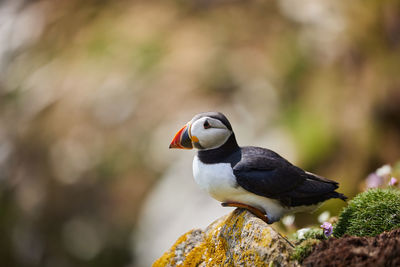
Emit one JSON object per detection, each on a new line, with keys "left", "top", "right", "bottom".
{"left": 292, "top": 227, "right": 326, "bottom": 243}
{"left": 333, "top": 188, "right": 400, "bottom": 237}
{"left": 305, "top": 228, "right": 325, "bottom": 240}
{"left": 291, "top": 239, "right": 320, "bottom": 263}
{"left": 290, "top": 227, "right": 326, "bottom": 264}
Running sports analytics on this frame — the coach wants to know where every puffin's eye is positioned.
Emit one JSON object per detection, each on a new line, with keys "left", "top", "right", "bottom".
{"left": 203, "top": 120, "right": 211, "bottom": 129}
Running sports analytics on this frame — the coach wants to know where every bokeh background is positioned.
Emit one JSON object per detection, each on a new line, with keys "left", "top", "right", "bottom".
{"left": 1, "top": 0, "right": 400, "bottom": 266}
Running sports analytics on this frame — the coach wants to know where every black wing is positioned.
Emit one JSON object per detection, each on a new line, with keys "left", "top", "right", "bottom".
{"left": 233, "top": 147, "right": 346, "bottom": 207}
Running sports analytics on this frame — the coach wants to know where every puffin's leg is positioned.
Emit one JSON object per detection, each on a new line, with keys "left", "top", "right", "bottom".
{"left": 221, "top": 202, "right": 294, "bottom": 247}
{"left": 221, "top": 202, "right": 269, "bottom": 224}
{"left": 222, "top": 202, "right": 294, "bottom": 247}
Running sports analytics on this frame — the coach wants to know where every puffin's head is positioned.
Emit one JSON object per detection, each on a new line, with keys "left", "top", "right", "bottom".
{"left": 169, "top": 112, "right": 233, "bottom": 150}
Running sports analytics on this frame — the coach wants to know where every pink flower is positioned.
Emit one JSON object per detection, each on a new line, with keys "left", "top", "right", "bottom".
{"left": 320, "top": 222, "right": 333, "bottom": 237}
{"left": 389, "top": 177, "right": 398, "bottom": 186}
{"left": 366, "top": 173, "right": 383, "bottom": 188}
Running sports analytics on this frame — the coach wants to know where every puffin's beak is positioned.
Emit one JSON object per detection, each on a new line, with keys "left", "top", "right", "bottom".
{"left": 169, "top": 124, "right": 193, "bottom": 149}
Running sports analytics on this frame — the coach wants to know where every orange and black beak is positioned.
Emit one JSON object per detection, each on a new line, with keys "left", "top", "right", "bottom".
{"left": 169, "top": 124, "right": 193, "bottom": 149}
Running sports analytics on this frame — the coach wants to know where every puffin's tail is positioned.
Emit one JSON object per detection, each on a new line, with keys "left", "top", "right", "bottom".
{"left": 327, "top": 191, "right": 347, "bottom": 202}
{"left": 289, "top": 190, "right": 347, "bottom": 206}
{"left": 285, "top": 172, "right": 348, "bottom": 206}
{"left": 304, "top": 171, "right": 348, "bottom": 203}
{"left": 305, "top": 171, "right": 347, "bottom": 200}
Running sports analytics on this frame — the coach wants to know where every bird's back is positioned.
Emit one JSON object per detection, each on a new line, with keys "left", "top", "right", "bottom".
{"left": 234, "top": 146, "right": 346, "bottom": 207}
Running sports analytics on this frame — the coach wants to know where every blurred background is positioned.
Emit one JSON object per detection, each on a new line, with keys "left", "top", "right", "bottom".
{"left": 0, "top": 0, "right": 400, "bottom": 266}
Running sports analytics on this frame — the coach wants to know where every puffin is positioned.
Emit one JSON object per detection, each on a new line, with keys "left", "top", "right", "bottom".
{"left": 169, "top": 112, "right": 347, "bottom": 224}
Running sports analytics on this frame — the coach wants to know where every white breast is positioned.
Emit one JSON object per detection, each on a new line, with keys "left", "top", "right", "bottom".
{"left": 192, "top": 155, "right": 293, "bottom": 223}
{"left": 192, "top": 155, "right": 239, "bottom": 202}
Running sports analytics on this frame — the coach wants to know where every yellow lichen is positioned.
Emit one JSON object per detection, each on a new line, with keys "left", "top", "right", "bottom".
{"left": 238, "top": 249, "right": 266, "bottom": 266}
{"left": 180, "top": 242, "right": 205, "bottom": 267}
{"left": 154, "top": 209, "right": 280, "bottom": 267}
{"left": 261, "top": 227, "right": 272, "bottom": 246}
{"left": 181, "top": 211, "right": 240, "bottom": 266}
{"left": 152, "top": 230, "right": 194, "bottom": 267}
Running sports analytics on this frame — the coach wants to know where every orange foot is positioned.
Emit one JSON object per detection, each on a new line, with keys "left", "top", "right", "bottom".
{"left": 221, "top": 202, "right": 270, "bottom": 224}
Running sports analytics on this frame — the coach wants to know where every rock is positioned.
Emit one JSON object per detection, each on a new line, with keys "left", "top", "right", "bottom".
{"left": 153, "top": 209, "right": 299, "bottom": 267}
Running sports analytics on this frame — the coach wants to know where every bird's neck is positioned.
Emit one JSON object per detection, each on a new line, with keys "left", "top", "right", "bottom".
{"left": 197, "top": 134, "right": 240, "bottom": 164}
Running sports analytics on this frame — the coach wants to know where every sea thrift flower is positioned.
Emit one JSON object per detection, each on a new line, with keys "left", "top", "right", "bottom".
{"left": 389, "top": 177, "right": 398, "bottom": 186}
{"left": 320, "top": 222, "right": 333, "bottom": 237}
{"left": 366, "top": 173, "right": 383, "bottom": 188}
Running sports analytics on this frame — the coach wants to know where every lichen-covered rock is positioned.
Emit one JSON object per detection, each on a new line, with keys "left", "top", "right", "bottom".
{"left": 153, "top": 209, "right": 298, "bottom": 267}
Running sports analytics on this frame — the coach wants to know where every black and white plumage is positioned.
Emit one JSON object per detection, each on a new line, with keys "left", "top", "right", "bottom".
{"left": 169, "top": 112, "right": 346, "bottom": 223}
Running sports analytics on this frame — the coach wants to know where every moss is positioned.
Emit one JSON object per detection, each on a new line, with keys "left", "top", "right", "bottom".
{"left": 291, "top": 238, "right": 320, "bottom": 263}
{"left": 333, "top": 188, "right": 400, "bottom": 237}
{"left": 293, "top": 227, "right": 325, "bottom": 243}
{"left": 305, "top": 228, "right": 325, "bottom": 240}
{"left": 290, "top": 227, "right": 326, "bottom": 264}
